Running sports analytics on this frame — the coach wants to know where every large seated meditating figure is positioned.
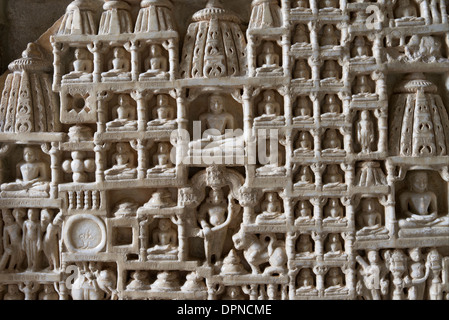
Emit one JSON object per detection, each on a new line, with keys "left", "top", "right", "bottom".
{"left": 106, "top": 95, "right": 137, "bottom": 131}
{"left": 1, "top": 147, "right": 50, "bottom": 198}
{"left": 189, "top": 94, "right": 244, "bottom": 155}
{"left": 62, "top": 48, "right": 93, "bottom": 82}
{"left": 398, "top": 171, "right": 449, "bottom": 229}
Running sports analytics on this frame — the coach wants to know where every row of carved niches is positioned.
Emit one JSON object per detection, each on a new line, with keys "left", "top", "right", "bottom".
{"left": 58, "top": 43, "right": 171, "bottom": 85}
{"left": 0, "top": 208, "right": 62, "bottom": 273}
{"left": 395, "top": 170, "right": 449, "bottom": 239}
{"left": 355, "top": 247, "right": 449, "bottom": 300}
{"left": 291, "top": 0, "right": 449, "bottom": 25}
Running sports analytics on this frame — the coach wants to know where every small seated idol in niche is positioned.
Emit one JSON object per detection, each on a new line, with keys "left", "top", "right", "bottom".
{"left": 294, "top": 166, "right": 315, "bottom": 189}
{"left": 295, "top": 200, "right": 314, "bottom": 224}
{"left": 292, "top": 24, "right": 310, "bottom": 45}
{"left": 356, "top": 110, "right": 375, "bottom": 154}
{"left": 351, "top": 36, "right": 372, "bottom": 60}
{"left": 254, "top": 90, "right": 284, "bottom": 124}
{"left": 104, "top": 143, "right": 137, "bottom": 180}
{"left": 321, "top": 60, "right": 340, "bottom": 80}
{"left": 319, "top": 0, "right": 339, "bottom": 10}
{"left": 257, "top": 42, "right": 283, "bottom": 75}
{"left": 189, "top": 94, "right": 243, "bottom": 154}
{"left": 256, "top": 192, "right": 286, "bottom": 224}
{"left": 147, "top": 218, "right": 178, "bottom": 258}
{"left": 323, "top": 164, "right": 345, "bottom": 190}
{"left": 294, "top": 0, "right": 310, "bottom": 11}
{"left": 256, "top": 140, "right": 286, "bottom": 176}
{"left": 321, "top": 94, "right": 342, "bottom": 119}
{"left": 356, "top": 198, "right": 389, "bottom": 238}
{"left": 1, "top": 147, "right": 50, "bottom": 198}
{"left": 323, "top": 198, "right": 345, "bottom": 224}
{"left": 62, "top": 48, "right": 93, "bottom": 82}
{"left": 294, "top": 131, "right": 314, "bottom": 156}
{"left": 126, "top": 271, "right": 151, "bottom": 290}
{"left": 296, "top": 268, "right": 318, "bottom": 295}
{"left": 147, "top": 95, "right": 177, "bottom": 129}
{"left": 140, "top": 44, "right": 169, "bottom": 80}
{"left": 293, "top": 60, "right": 311, "bottom": 80}
{"left": 324, "top": 234, "right": 346, "bottom": 259}
{"left": 325, "top": 268, "right": 348, "bottom": 295}
{"left": 320, "top": 25, "right": 340, "bottom": 47}
{"left": 147, "top": 142, "right": 175, "bottom": 175}
{"left": 322, "top": 129, "right": 345, "bottom": 156}
{"left": 353, "top": 75, "right": 374, "bottom": 95}
{"left": 294, "top": 96, "right": 313, "bottom": 122}
{"left": 106, "top": 95, "right": 137, "bottom": 131}
{"left": 395, "top": 0, "right": 418, "bottom": 19}
{"left": 398, "top": 171, "right": 449, "bottom": 229}
{"left": 296, "top": 234, "right": 315, "bottom": 258}
{"left": 101, "top": 47, "right": 131, "bottom": 81}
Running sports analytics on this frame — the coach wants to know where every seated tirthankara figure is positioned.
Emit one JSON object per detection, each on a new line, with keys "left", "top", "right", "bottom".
{"left": 105, "top": 143, "right": 137, "bottom": 180}
{"left": 319, "top": 0, "right": 339, "bottom": 10}
{"left": 1, "top": 147, "right": 50, "bottom": 198}
{"left": 106, "top": 95, "right": 137, "bottom": 131}
{"left": 292, "top": 24, "right": 310, "bottom": 45}
{"left": 296, "top": 269, "right": 318, "bottom": 296}
{"left": 254, "top": 90, "right": 284, "bottom": 125}
{"left": 293, "top": 60, "right": 311, "bottom": 80}
{"left": 256, "top": 42, "right": 283, "bottom": 76}
{"left": 147, "top": 142, "right": 175, "bottom": 175}
{"left": 351, "top": 36, "right": 372, "bottom": 60}
{"left": 356, "top": 198, "right": 389, "bottom": 239}
{"left": 294, "top": 96, "right": 313, "bottom": 122}
{"left": 320, "top": 25, "right": 339, "bottom": 47}
{"left": 256, "top": 140, "right": 286, "bottom": 176}
{"left": 296, "top": 234, "right": 315, "bottom": 258}
{"left": 294, "top": 166, "right": 315, "bottom": 189}
{"left": 101, "top": 47, "right": 131, "bottom": 81}
{"left": 323, "top": 198, "right": 345, "bottom": 224}
{"left": 395, "top": 0, "right": 419, "bottom": 19}
{"left": 353, "top": 75, "right": 374, "bottom": 96}
{"left": 147, "top": 95, "right": 177, "bottom": 129}
{"left": 398, "top": 171, "right": 449, "bottom": 232}
{"left": 256, "top": 192, "right": 286, "bottom": 224}
{"left": 294, "top": 131, "right": 314, "bottom": 156}
{"left": 321, "top": 60, "right": 340, "bottom": 80}
{"left": 325, "top": 268, "right": 348, "bottom": 295}
{"left": 62, "top": 48, "right": 93, "bottom": 82}
{"left": 321, "top": 94, "right": 342, "bottom": 119}
{"left": 323, "top": 164, "right": 345, "bottom": 190}
{"left": 324, "top": 234, "right": 346, "bottom": 259}
{"left": 294, "top": 0, "right": 311, "bottom": 11}
{"left": 322, "top": 129, "right": 345, "bottom": 156}
{"left": 139, "top": 44, "right": 169, "bottom": 80}
{"left": 147, "top": 218, "right": 178, "bottom": 258}
{"left": 188, "top": 94, "right": 244, "bottom": 155}
{"left": 295, "top": 200, "right": 314, "bottom": 224}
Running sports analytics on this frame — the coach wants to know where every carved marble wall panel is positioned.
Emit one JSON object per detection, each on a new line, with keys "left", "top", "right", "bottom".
{"left": 0, "top": 0, "right": 448, "bottom": 300}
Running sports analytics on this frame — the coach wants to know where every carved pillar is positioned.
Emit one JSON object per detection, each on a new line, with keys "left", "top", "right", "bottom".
{"left": 312, "top": 231, "right": 326, "bottom": 257}
{"left": 247, "top": 35, "right": 257, "bottom": 77}
{"left": 239, "top": 187, "right": 258, "bottom": 224}
{"left": 441, "top": 0, "right": 448, "bottom": 24}
{"left": 341, "top": 196, "right": 357, "bottom": 230}
{"left": 313, "top": 265, "right": 328, "bottom": 295}
{"left": 138, "top": 217, "right": 151, "bottom": 262}
{"left": 87, "top": 41, "right": 104, "bottom": 83}
{"left": 127, "top": 40, "right": 143, "bottom": 81}
{"left": 94, "top": 143, "right": 110, "bottom": 183}
{"left": 312, "top": 128, "right": 321, "bottom": 158}
{"left": 282, "top": 34, "right": 291, "bottom": 77}
{"left": 312, "top": 163, "right": 325, "bottom": 190}
{"left": 131, "top": 90, "right": 151, "bottom": 132}
{"left": 342, "top": 163, "right": 354, "bottom": 187}
{"left": 49, "top": 142, "right": 61, "bottom": 199}
{"left": 97, "top": 91, "right": 113, "bottom": 134}
{"left": 51, "top": 41, "right": 65, "bottom": 91}
{"left": 419, "top": 0, "right": 432, "bottom": 24}
{"left": 0, "top": 144, "right": 12, "bottom": 184}
{"left": 341, "top": 127, "right": 353, "bottom": 154}
{"left": 167, "top": 38, "right": 178, "bottom": 80}
{"left": 380, "top": 194, "right": 396, "bottom": 238}
{"left": 373, "top": 34, "right": 383, "bottom": 65}
{"left": 58, "top": 281, "right": 69, "bottom": 300}
{"left": 243, "top": 86, "right": 256, "bottom": 166}
{"left": 131, "top": 139, "right": 152, "bottom": 180}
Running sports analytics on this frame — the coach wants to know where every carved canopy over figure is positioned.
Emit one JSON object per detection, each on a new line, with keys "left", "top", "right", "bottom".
{"left": 180, "top": 0, "right": 247, "bottom": 78}
{"left": 389, "top": 73, "right": 449, "bottom": 157}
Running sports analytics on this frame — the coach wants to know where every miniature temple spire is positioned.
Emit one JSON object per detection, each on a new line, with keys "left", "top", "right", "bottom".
{"left": 0, "top": 43, "right": 59, "bottom": 133}
{"left": 134, "top": 0, "right": 177, "bottom": 33}
{"left": 249, "top": 0, "right": 283, "bottom": 29}
{"left": 57, "top": 0, "right": 98, "bottom": 35}
{"left": 99, "top": 0, "right": 133, "bottom": 35}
